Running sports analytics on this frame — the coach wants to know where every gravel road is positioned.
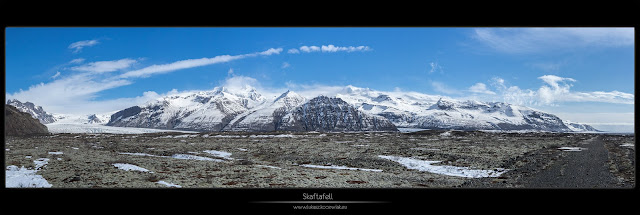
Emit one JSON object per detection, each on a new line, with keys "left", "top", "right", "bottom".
{"left": 462, "top": 134, "right": 634, "bottom": 188}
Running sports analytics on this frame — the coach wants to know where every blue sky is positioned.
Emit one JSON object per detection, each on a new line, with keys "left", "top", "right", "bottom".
{"left": 5, "top": 27, "right": 635, "bottom": 132}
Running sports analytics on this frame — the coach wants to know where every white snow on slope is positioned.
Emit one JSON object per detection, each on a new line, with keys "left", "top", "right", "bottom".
{"left": 301, "top": 164, "right": 383, "bottom": 172}
{"left": 378, "top": 155, "right": 508, "bottom": 178}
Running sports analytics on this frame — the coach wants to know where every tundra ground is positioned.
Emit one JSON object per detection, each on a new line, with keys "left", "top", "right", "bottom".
{"left": 4, "top": 130, "right": 634, "bottom": 188}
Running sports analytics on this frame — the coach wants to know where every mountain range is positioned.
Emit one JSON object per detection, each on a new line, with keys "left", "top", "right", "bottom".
{"left": 7, "top": 85, "right": 599, "bottom": 133}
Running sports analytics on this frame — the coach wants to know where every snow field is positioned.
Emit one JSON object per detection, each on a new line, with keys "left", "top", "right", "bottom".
{"left": 378, "top": 155, "right": 508, "bottom": 178}
{"left": 5, "top": 158, "right": 52, "bottom": 188}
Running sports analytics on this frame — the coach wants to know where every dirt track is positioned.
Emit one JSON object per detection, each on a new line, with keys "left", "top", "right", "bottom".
{"left": 461, "top": 134, "right": 635, "bottom": 188}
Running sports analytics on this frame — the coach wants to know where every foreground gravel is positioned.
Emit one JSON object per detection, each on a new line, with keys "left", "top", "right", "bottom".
{"left": 4, "top": 131, "right": 634, "bottom": 188}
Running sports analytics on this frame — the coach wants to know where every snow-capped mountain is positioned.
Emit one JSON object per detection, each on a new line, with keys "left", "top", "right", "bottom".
{"left": 105, "top": 84, "right": 598, "bottom": 133}
{"left": 333, "top": 85, "right": 599, "bottom": 132}
{"left": 6, "top": 99, "right": 56, "bottom": 124}
{"left": 563, "top": 120, "right": 599, "bottom": 132}
{"left": 224, "top": 90, "right": 307, "bottom": 131}
{"left": 106, "top": 87, "right": 398, "bottom": 132}
{"left": 107, "top": 86, "right": 270, "bottom": 131}
{"left": 279, "top": 96, "right": 398, "bottom": 132}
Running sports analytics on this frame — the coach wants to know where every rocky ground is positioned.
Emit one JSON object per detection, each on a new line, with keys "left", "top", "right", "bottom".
{"left": 4, "top": 130, "right": 635, "bottom": 188}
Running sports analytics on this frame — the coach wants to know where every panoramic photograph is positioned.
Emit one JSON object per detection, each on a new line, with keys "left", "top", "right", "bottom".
{"left": 4, "top": 27, "right": 634, "bottom": 192}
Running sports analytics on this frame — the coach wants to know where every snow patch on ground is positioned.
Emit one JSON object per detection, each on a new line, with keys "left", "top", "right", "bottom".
{"left": 48, "top": 151, "right": 63, "bottom": 155}
{"left": 171, "top": 154, "right": 225, "bottom": 162}
{"left": 113, "top": 163, "right": 151, "bottom": 172}
{"left": 120, "top": 152, "right": 226, "bottom": 162}
{"left": 156, "top": 180, "right": 182, "bottom": 188}
{"left": 378, "top": 155, "right": 507, "bottom": 178}
{"left": 203, "top": 150, "right": 234, "bottom": 160}
{"left": 301, "top": 164, "right": 383, "bottom": 172}
{"left": 256, "top": 165, "right": 283, "bottom": 169}
{"left": 249, "top": 134, "right": 296, "bottom": 138}
{"left": 6, "top": 158, "right": 52, "bottom": 188}
{"left": 5, "top": 166, "right": 53, "bottom": 188}
{"left": 33, "top": 158, "right": 50, "bottom": 170}
{"left": 557, "top": 147, "right": 587, "bottom": 152}
{"left": 119, "top": 152, "right": 160, "bottom": 157}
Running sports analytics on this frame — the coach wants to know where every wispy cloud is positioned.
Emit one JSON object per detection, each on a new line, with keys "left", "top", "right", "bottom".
{"left": 69, "top": 58, "right": 85, "bottom": 64}
{"left": 472, "top": 28, "right": 634, "bottom": 54}
{"left": 68, "top": 39, "right": 99, "bottom": 53}
{"left": 51, "top": 71, "right": 61, "bottom": 79}
{"left": 7, "top": 48, "right": 283, "bottom": 114}
{"left": 288, "top": 44, "right": 372, "bottom": 54}
{"left": 119, "top": 48, "right": 282, "bottom": 79}
{"left": 71, "top": 58, "right": 138, "bottom": 74}
{"left": 428, "top": 62, "right": 443, "bottom": 74}
{"left": 7, "top": 73, "right": 133, "bottom": 114}
{"left": 281, "top": 62, "right": 290, "bottom": 69}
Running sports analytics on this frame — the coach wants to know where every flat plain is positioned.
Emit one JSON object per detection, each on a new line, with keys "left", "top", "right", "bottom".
{"left": 4, "top": 130, "right": 635, "bottom": 188}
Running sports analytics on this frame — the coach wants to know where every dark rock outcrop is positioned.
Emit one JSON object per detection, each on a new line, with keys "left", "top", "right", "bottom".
{"left": 5, "top": 105, "right": 49, "bottom": 136}
{"left": 279, "top": 96, "right": 398, "bottom": 132}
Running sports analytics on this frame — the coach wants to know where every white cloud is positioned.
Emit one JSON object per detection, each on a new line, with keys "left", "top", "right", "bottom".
{"left": 7, "top": 48, "right": 283, "bottom": 114}
{"left": 428, "top": 62, "right": 443, "bottom": 74}
{"left": 119, "top": 48, "right": 281, "bottom": 79}
{"left": 468, "top": 83, "right": 496, "bottom": 95}
{"left": 431, "top": 81, "right": 461, "bottom": 95}
{"left": 51, "top": 71, "right": 61, "bottom": 79}
{"left": 281, "top": 62, "right": 290, "bottom": 69}
{"left": 321, "top": 44, "right": 372, "bottom": 52}
{"left": 299, "top": 45, "right": 320, "bottom": 53}
{"left": 287, "top": 48, "right": 300, "bottom": 54}
{"left": 68, "top": 39, "right": 99, "bottom": 53}
{"left": 255, "top": 48, "right": 283, "bottom": 56}
{"left": 6, "top": 73, "right": 133, "bottom": 114}
{"left": 472, "top": 28, "right": 634, "bottom": 54}
{"left": 69, "top": 58, "right": 85, "bottom": 64}
{"left": 487, "top": 75, "right": 634, "bottom": 106}
{"left": 227, "top": 68, "right": 234, "bottom": 76}
{"left": 221, "top": 75, "right": 261, "bottom": 93}
{"left": 71, "top": 58, "right": 137, "bottom": 74}
{"left": 296, "top": 44, "right": 371, "bottom": 53}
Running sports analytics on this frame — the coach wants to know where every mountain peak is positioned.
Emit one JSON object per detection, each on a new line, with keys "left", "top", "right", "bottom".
{"left": 6, "top": 99, "right": 56, "bottom": 124}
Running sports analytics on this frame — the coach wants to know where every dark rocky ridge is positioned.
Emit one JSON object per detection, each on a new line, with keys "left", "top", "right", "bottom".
{"left": 279, "top": 96, "right": 398, "bottom": 132}
{"left": 7, "top": 99, "right": 56, "bottom": 124}
{"left": 4, "top": 105, "right": 50, "bottom": 136}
